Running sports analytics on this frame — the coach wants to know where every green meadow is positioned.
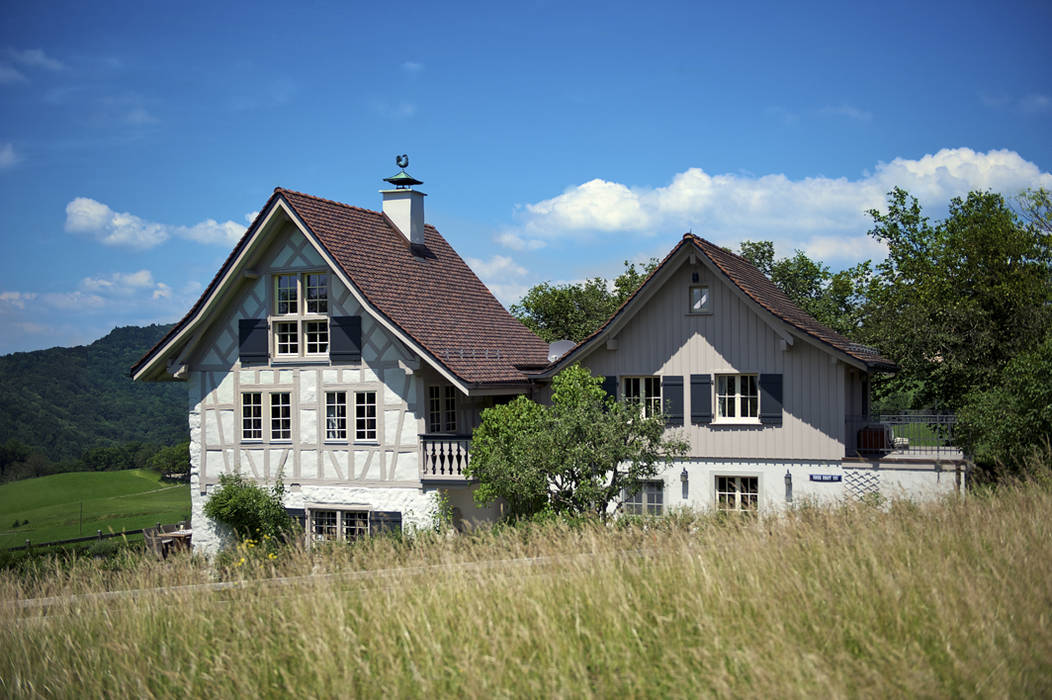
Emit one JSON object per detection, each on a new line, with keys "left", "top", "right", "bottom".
{"left": 0, "top": 470, "right": 190, "bottom": 549}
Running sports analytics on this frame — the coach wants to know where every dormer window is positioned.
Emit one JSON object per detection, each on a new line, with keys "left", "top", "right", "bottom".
{"left": 273, "top": 272, "right": 329, "bottom": 358}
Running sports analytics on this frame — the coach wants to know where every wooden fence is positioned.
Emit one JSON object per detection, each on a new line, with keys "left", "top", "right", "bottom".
{"left": 5, "top": 521, "right": 189, "bottom": 552}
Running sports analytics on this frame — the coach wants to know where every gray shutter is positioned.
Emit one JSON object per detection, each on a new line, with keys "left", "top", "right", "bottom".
{"left": 759, "top": 373, "right": 783, "bottom": 426}
{"left": 600, "top": 375, "right": 618, "bottom": 400}
{"left": 370, "top": 510, "right": 402, "bottom": 536}
{"left": 238, "top": 318, "right": 269, "bottom": 365}
{"left": 330, "top": 316, "right": 362, "bottom": 363}
{"left": 690, "top": 374, "right": 713, "bottom": 425}
{"left": 662, "top": 376, "right": 684, "bottom": 427}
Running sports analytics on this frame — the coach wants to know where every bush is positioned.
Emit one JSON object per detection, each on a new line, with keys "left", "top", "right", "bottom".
{"left": 203, "top": 473, "right": 294, "bottom": 541}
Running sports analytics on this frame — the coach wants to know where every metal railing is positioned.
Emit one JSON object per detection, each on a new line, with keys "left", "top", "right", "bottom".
{"left": 420, "top": 434, "right": 473, "bottom": 480}
{"left": 846, "top": 413, "right": 962, "bottom": 459}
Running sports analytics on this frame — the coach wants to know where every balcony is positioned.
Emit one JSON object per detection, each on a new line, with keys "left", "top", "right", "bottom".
{"left": 420, "top": 434, "right": 473, "bottom": 482}
{"left": 845, "top": 413, "right": 964, "bottom": 461}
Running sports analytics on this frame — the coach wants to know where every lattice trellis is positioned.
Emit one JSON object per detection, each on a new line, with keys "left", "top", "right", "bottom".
{"left": 844, "top": 470, "right": 880, "bottom": 501}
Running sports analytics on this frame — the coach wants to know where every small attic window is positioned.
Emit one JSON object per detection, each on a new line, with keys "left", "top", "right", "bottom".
{"left": 689, "top": 285, "right": 710, "bottom": 314}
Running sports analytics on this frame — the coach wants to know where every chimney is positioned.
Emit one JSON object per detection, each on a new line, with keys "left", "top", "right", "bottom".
{"left": 381, "top": 154, "right": 426, "bottom": 246}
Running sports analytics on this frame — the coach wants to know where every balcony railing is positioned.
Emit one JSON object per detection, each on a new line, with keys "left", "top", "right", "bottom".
{"left": 420, "top": 434, "right": 473, "bottom": 481}
{"left": 846, "top": 413, "right": 963, "bottom": 460}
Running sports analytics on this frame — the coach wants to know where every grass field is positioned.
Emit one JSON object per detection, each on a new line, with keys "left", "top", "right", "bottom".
{"left": 0, "top": 470, "right": 190, "bottom": 549}
{"left": 2, "top": 474, "right": 1050, "bottom": 697}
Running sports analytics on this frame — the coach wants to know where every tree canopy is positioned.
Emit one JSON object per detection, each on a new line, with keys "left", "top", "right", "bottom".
{"left": 466, "top": 365, "right": 686, "bottom": 520}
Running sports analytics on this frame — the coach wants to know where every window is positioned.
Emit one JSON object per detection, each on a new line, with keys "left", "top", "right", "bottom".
{"left": 624, "top": 481, "right": 664, "bottom": 515}
{"left": 309, "top": 508, "right": 369, "bottom": 542}
{"left": 242, "top": 393, "right": 262, "bottom": 440}
{"left": 689, "top": 285, "right": 710, "bottom": 313}
{"left": 716, "top": 476, "right": 758, "bottom": 512}
{"left": 241, "top": 391, "right": 290, "bottom": 442}
{"left": 270, "top": 392, "right": 291, "bottom": 441}
{"left": 272, "top": 272, "right": 329, "bottom": 358}
{"left": 428, "top": 386, "right": 457, "bottom": 432}
{"left": 716, "top": 374, "right": 758, "bottom": 420}
{"left": 325, "top": 392, "right": 347, "bottom": 441}
{"left": 624, "top": 377, "right": 661, "bottom": 418}
{"left": 355, "top": 391, "right": 377, "bottom": 441}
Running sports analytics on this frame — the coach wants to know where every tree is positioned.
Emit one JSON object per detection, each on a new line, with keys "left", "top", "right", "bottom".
{"left": 864, "top": 188, "right": 1052, "bottom": 409}
{"left": 147, "top": 441, "right": 191, "bottom": 475}
{"left": 511, "top": 259, "right": 658, "bottom": 342}
{"left": 466, "top": 365, "right": 687, "bottom": 520}
{"left": 956, "top": 331, "right": 1052, "bottom": 473}
{"left": 203, "top": 473, "right": 294, "bottom": 540}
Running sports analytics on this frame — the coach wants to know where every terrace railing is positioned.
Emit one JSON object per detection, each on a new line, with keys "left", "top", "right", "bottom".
{"left": 846, "top": 412, "right": 963, "bottom": 460}
{"left": 420, "top": 434, "right": 473, "bottom": 481}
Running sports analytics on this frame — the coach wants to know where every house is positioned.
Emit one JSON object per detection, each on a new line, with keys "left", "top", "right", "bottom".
{"left": 133, "top": 165, "right": 965, "bottom": 553}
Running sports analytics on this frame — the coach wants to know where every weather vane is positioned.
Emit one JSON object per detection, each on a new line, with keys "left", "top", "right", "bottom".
{"left": 396, "top": 154, "right": 409, "bottom": 169}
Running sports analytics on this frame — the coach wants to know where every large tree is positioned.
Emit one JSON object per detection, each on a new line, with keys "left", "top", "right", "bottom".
{"left": 466, "top": 365, "right": 687, "bottom": 520}
{"left": 511, "top": 260, "right": 658, "bottom": 342}
{"left": 863, "top": 188, "right": 1052, "bottom": 409}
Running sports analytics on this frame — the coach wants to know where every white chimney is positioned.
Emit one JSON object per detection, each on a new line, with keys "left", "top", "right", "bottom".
{"left": 381, "top": 155, "right": 426, "bottom": 246}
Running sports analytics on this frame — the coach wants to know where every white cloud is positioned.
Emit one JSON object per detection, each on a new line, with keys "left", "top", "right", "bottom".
{"left": 0, "top": 291, "right": 37, "bottom": 309}
{"left": 0, "top": 64, "right": 25, "bottom": 84}
{"left": 369, "top": 99, "right": 417, "bottom": 119}
{"left": 40, "top": 291, "right": 106, "bottom": 310}
{"left": 820, "top": 104, "right": 873, "bottom": 122}
{"left": 9, "top": 48, "right": 64, "bottom": 71}
{"left": 511, "top": 148, "right": 1052, "bottom": 266}
{"left": 0, "top": 142, "right": 20, "bottom": 169}
{"left": 81, "top": 270, "right": 157, "bottom": 294}
{"left": 401, "top": 61, "right": 423, "bottom": 74}
{"left": 1019, "top": 94, "right": 1052, "bottom": 115}
{"left": 495, "top": 231, "right": 546, "bottom": 251}
{"left": 126, "top": 107, "right": 159, "bottom": 125}
{"left": 466, "top": 254, "right": 528, "bottom": 280}
{"left": 244, "top": 210, "right": 259, "bottom": 224}
{"left": 64, "top": 197, "right": 247, "bottom": 250}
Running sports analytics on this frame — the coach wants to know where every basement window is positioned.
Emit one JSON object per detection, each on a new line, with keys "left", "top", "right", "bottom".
{"left": 716, "top": 476, "right": 759, "bottom": 512}
{"left": 623, "top": 481, "right": 665, "bottom": 515}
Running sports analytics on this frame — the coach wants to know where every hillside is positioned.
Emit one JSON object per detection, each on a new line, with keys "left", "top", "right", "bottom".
{"left": 0, "top": 324, "right": 186, "bottom": 461}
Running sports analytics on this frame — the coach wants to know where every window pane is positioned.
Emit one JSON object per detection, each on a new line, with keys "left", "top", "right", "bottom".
{"left": 242, "top": 393, "right": 262, "bottom": 440}
{"left": 342, "top": 511, "right": 369, "bottom": 541}
{"left": 355, "top": 391, "right": 377, "bottom": 441}
{"left": 305, "top": 320, "right": 328, "bottom": 354}
{"left": 271, "top": 393, "right": 291, "bottom": 440}
{"left": 427, "top": 386, "right": 441, "bottom": 433}
{"left": 690, "top": 285, "right": 710, "bottom": 313}
{"left": 305, "top": 273, "right": 328, "bottom": 314}
{"left": 312, "top": 510, "right": 337, "bottom": 541}
{"left": 326, "top": 392, "right": 346, "bottom": 440}
{"left": 275, "top": 321, "right": 299, "bottom": 355}
{"left": 276, "top": 275, "right": 298, "bottom": 315}
{"left": 444, "top": 386, "right": 457, "bottom": 432}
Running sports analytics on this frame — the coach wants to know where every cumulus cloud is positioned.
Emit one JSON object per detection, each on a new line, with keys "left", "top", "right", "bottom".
{"left": 9, "top": 48, "right": 64, "bottom": 71}
{"left": 511, "top": 148, "right": 1052, "bottom": 265}
{"left": 466, "top": 255, "right": 530, "bottom": 305}
{"left": 494, "top": 231, "right": 546, "bottom": 251}
{"left": 81, "top": 269, "right": 157, "bottom": 294}
{"left": 0, "top": 142, "right": 20, "bottom": 169}
{"left": 64, "top": 197, "right": 247, "bottom": 250}
{"left": 0, "top": 291, "right": 37, "bottom": 309}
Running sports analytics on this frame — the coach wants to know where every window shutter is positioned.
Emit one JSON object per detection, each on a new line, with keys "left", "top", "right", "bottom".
{"left": 759, "top": 373, "right": 783, "bottom": 426}
{"left": 330, "top": 316, "right": 362, "bottom": 363}
{"left": 369, "top": 510, "right": 402, "bottom": 535}
{"left": 690, "top": 374, "right": 713, "bottom": 425}
{"left": 238, "top": 318, "right": 269, "bottom": 365}
{"left": 662, "top": 376, "right": 684, "bottom": 427}
{"left": 600, "top": 375, "right": 618, "bottom": 401}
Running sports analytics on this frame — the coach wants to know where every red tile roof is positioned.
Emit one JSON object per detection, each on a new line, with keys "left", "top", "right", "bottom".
{"left": 132, "top": 188, "right": 550, "bottom": 386}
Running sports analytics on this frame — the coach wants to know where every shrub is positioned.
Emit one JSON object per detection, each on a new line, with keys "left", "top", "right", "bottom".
{"left": 203, "top": 473, "right": 294, "bottom": 541}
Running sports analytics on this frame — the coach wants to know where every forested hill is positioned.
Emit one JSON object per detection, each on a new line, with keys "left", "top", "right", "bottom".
{"left": 0, "top": 324, "right": 186, "bottom": 461}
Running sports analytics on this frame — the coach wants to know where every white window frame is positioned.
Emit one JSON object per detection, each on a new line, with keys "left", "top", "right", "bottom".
{"left": 241, "top": 392, "right": 263, "bottom": 441}
{"left": 240, "top": 390, "right": 294, "bottom": 443}
{"left": 688, "top": 284, "right": 711, "bottom": 314}
{"left": 715, "top": 374, "right": 759, "bottom": 423}
{"left": 623, "top": 376, "right": 662, "bottom": 418}
{"left": 715, "top": 475, "right": 759, "bottom": 512}
{"left": 272, "top": 271, "right": 330, "bottom": 360}
{"left": 354, "top": 390, "right": 378, "bottom": 443}
{"left": 427, "top": 385, "right": 458, "bottom": 433}
{"left": 623, "top": 480, "right": 665, "bottom": 516}
{"left": 306, "top": 506, "right": 371, "bottom": 543}
{"left": 325, "top": 391, "right": 347, "bottom": 441}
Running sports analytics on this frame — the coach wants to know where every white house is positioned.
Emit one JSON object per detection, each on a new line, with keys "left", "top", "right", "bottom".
{"left": 133, "top": 166, "right": 966, "bottom": 553}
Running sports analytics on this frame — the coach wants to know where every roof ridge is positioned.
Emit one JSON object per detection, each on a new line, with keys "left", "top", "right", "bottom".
{"left": 274, "top": 187, "right": 385, "bottom": 217}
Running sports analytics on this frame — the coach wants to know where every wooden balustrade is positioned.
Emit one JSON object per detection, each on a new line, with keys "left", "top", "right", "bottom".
{"left": 420, "top": 435, "right": 473, "bottom": 481}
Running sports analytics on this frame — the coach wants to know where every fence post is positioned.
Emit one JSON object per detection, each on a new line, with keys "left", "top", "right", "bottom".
{"left": 97, "top": 529, "right": 102, "bottom": 541}
{"left": 25, "top": 539, "right": 30, "bottom": 549}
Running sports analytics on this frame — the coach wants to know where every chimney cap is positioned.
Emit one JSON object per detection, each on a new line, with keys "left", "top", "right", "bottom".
{"left": 384, "top": 154, "right": 423, "bottom": 189}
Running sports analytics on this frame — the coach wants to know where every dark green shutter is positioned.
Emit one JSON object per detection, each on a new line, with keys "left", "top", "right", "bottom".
{"left": 600, "top": 375, "right": 618, "bottom": 400}
{"left": 330, "top": 316, "right": 362, "bottom": 363}
{"left": 238, "top": 318, "right": 269, "bottom": 365}
{"left": 759, "top": 374, "right": 783, "bottom": 426}
{"left": 370, "top": 510, "right": 402, "bottom": 535}
{"left": 662, "top": 376, "right": 684, "bottom": 427}
{"left": 690, "top": 374, "right": 713, "bottom": 425}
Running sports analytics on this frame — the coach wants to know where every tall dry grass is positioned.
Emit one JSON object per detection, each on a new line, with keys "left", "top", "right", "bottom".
{"left": 2, "top": 478, "right": 1050, "bottom": 698}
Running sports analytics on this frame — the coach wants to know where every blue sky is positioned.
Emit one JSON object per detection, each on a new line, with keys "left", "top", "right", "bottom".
{"left": 1, "top": 0, "right": 1050, "bottom": 355}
